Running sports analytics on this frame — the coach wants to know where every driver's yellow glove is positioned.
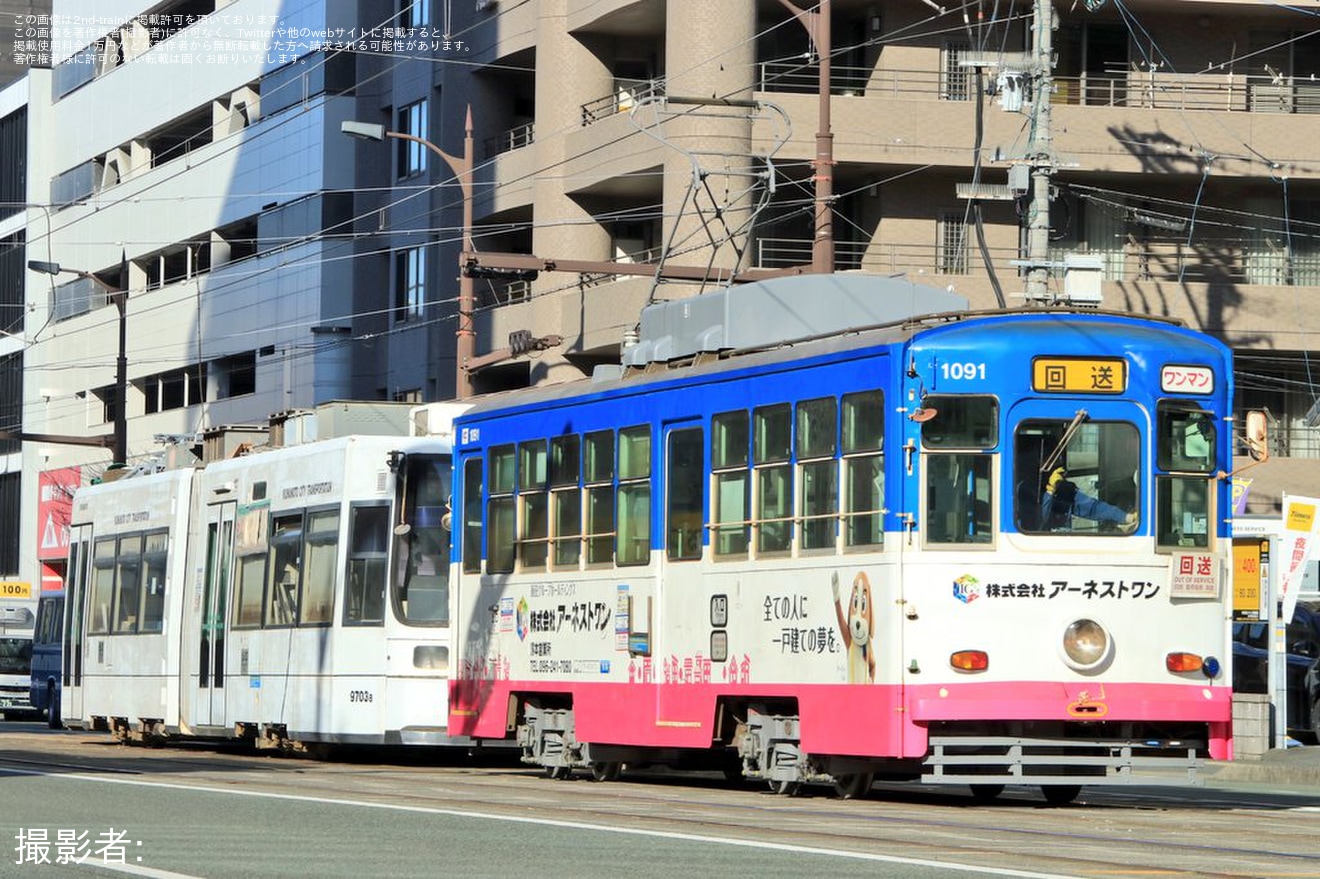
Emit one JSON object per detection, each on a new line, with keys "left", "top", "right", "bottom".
{"left": 1046, "top": 467, "right": 1066, "bottom": 494}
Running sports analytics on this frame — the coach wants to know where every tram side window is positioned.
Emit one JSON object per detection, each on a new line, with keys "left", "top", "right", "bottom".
{"left": 1156, "top": 402, "right": 1216, "bottom": 550}
{"left": 754, "top": 404, "right": 792, "bottom": 554}
{"left": 711, "top": 411, "right": 750, "bottom": 558}
{"left": 667, "top": 427, "right": 704, "bottom": 561}
{"left": 346, "top": 505, "right": 388, "bottom": 624}
{"left": 550, "top": 435, "right": 582, "bottom": 568}
{"left": 519, "top": 440, "right": 549, "bottom": 570}
{"left": 301, "top": 509, "right": 338, "bottom": 625}
{"left": 233, "top": 550, "right": 266, "bottom": 627}
{"left": 584, "top": 430, "right": 615, "bottom": 566}
{"left": 798, "top": 397, "right": 838, "bottom": 551}
{"left": 232, "top": 501, "right": 269, "bottom": 628}
{"left": 266, "top": 513, "right": 302, "bottom": 627}
{"left": 88, "top": 538, "right": 115, "bottom": 634}
{"left": 842, "top": 390, "right": 884, "bottom": 548}
{"left": 113, "top": 534, "right": 143, "bottom": 634}
{"left": 922, "top": 396, "right": 997, "bottom": 546}
{"left": 617, "top": 425, "right": 651, "bottom": 566}
{"left": 139, "top": 530, "right": 168, "bottom": 633}
{"left": 461, "top": 459, "right": 483, "bottom": 574}
{"left": 487, "top": 444, "right": 516, "bottom": 574}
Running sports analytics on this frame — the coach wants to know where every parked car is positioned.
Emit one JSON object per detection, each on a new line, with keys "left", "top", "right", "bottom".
{"left": 1233, "top": 600, "right": 1320, "bottom": 743}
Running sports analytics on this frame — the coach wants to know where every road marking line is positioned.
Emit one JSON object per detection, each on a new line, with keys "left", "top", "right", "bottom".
{"left": 81, "top": 860, "right": 204, "bottom": 879}
{"left": 6, "top": 765, "right": 1084, "bottom": 879}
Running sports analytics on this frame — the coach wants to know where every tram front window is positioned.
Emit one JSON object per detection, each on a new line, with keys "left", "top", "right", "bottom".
{"left": 392, "top": 454, "right": 453, "bottom": 626}
{"left": 1014, "top": 420, "right": 1139, "bottom": 535}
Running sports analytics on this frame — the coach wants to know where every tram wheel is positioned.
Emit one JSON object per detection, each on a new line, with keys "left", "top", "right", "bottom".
{"left": 588, "top": 761, "right": 622, "bottom": 782}
{"left": 46, "top": 684, "right": 62, "bottom": 731}
{"left": 1041, "top": 784, "right": 1081, "bottom": 806}
{"left": 832, "top": 773, "right": 873, "bottom": 800}
{"left": 767, "top": 779, "right": 801, "bottom": 796}
{"left": 545, "top": 765, "right": 573, "bottom": 780}
{"left": 969, "top": 784, "right": 1004, "bottom": 802}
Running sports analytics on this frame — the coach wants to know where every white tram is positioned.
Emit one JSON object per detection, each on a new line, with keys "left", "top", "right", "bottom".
{"left": 62, "top": 404, "right": 466, "bottom": 748}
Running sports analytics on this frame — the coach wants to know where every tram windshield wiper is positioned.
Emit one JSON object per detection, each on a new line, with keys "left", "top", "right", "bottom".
{"left": 1041, "top": 409, "right": 1088, "bottom": 474}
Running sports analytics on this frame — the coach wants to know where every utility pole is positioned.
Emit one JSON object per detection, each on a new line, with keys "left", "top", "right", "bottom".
{"left": 1024, "top": 0, "right": 1055, "bottom": 303}
{"left": 343, "top": 108, "right": 475, "bottom": 399}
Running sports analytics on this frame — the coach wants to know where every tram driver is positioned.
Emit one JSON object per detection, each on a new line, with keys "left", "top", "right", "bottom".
{"left": 1016, "top": 427, "right": 1138, "bottom": 534}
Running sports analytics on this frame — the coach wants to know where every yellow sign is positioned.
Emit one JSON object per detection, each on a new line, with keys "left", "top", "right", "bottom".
{"left": 0, "top": 581, "right": 32, "bottom": 600}
{"left": 1031, "top": 357, "right": 1127, "bottom": 394}
{"left": 1232, "top": 540, "right": 1265, "bottom": 619}
{"left": 1285, "top": 501, "right": 1316, "bottom": 532}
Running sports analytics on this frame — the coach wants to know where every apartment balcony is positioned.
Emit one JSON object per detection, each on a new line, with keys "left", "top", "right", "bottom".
{"left": 476, "top": 132, "right": 537, "bottom": 218}
{"left": 755, "top": 63, "right": 1320, "bottom": 181}
{"left": 470, "top": 0, "right": 537, "bottom": 66}
{"left": 484, "top": 122, "right": 534, "bottom": 159}
{"left": 566, "top": 0, "right": 664, "bottom": 37}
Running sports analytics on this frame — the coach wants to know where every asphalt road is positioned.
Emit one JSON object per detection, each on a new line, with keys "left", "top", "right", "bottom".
{"left": 2, "top": 724, "right": 1319, "bottom": 879}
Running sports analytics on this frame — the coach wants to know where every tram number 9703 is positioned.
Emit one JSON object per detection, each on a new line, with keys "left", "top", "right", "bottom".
{"left": 349, "top": 690, "right": 374, "bottom": 704}
{"left": 940, "top": 361, "right": 986, "bottom": 381}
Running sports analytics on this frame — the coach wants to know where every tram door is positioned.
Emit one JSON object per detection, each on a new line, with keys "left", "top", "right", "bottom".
{"left": 193, "top": 501, "right": 235, "bottom": 726}
{"left": 659, "top": 421, "right": 705, "bottom": 717}
{"left": 62, "top": 525, "right": 90, "bottom": 723}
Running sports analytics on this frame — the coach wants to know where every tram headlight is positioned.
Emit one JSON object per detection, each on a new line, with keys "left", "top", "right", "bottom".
{"left": 1061, "top": 618, "right": 1112, "bottom": 671}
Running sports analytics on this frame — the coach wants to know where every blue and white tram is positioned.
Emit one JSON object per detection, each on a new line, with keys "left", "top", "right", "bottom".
{"left": 64, "top": 417, "right": 465, "bottom": 748}
{"left": 450, "top": 276, "right": 1250, "bottom": 801}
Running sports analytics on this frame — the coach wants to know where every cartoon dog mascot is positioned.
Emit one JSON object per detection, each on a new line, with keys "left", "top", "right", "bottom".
{"left": 832, "top": 571, "right": 876, "bottom": 683}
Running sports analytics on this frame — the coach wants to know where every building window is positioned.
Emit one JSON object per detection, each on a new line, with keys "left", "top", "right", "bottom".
{"left": 142, "top": 367, "right": 203, "bottom": 414}
{"left": 92, "top": 385, "right": 121, "bottom": 427}
{"left": 395, "top": 247, "right": 426, "bottom": 321}
{"left": 211, "top": 352, "right": 256, "bottom": 399}
{"left": 0, "top": 351, "right": 20, "bottom": 458}
{"left": 401, "top": 0, "right": 429, "bottom": 28}
{"left": 397, "top": 99, "right": 429, "bottom": 177}
{"left": 941, "top": 43, "right": 971, "bottom": 101}
{"left": 0, "top": 472, "right": 17, "bottom": 575}
{"left": 937, "top": 212, "right": 969, "bottom": 275}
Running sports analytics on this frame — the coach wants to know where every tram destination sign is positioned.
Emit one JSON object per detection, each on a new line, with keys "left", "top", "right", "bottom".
{"left": 1031, "top": 357, "right": 1127, "bottom": 394}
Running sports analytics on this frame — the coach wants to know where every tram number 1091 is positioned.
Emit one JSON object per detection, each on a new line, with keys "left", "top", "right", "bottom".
{"left": 349, "top": 690, "right": 374, "bottom": 703}
{"left": 939, "top": 361, "right": 987, "bottom": 381}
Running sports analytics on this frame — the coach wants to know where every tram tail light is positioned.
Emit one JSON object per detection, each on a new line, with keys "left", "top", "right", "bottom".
{"left": 1165, "top": 652, "right": 1203, "bottom": 673}
{"left": 950, "top": 650, "right": 989, "bottom": 671}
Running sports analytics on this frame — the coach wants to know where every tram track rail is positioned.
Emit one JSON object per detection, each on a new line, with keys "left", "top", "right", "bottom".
{"left": 4, "top": 729, "right": 1318, "bottom": 879}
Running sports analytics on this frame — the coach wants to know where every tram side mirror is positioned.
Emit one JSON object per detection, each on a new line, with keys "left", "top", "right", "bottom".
{"left": 909, "top": 406, "right": 937, "bottom": 423}
{"left": 442, "top": 495, "right": 453, "bottom": 532}
{"left": 1244, "top": 410, "right": 1269, "bottom": 462}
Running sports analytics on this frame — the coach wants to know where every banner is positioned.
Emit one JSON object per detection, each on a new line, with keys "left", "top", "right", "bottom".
{"left": 1279, "top": 495, "right": 1320, "bottom": 623}
{"left": 1231, "top": 477, "right": 1253, "bottom": 515}
{"left": 37, "top": 466, "right": 81, "bottom": 562}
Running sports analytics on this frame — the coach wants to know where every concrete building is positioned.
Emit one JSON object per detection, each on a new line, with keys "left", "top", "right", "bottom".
{"left": 1, "top": 1, "right": 52, "bottom": 89}
{"left": 461, "top": 0, "right": 1320, "bottom": 508}
{"left": 11, "top": 0, "right": 471, "bottom": 591}
{"left": 7, "top": 0, "right": 1320, "bottom": 593}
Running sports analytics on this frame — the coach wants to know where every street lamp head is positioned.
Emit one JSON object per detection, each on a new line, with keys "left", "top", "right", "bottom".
{"left": 27, "top": 260, "right": 62, "bottom": 276}
{"left": 341, "top": 120, "right": 386, "bottom": 142}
